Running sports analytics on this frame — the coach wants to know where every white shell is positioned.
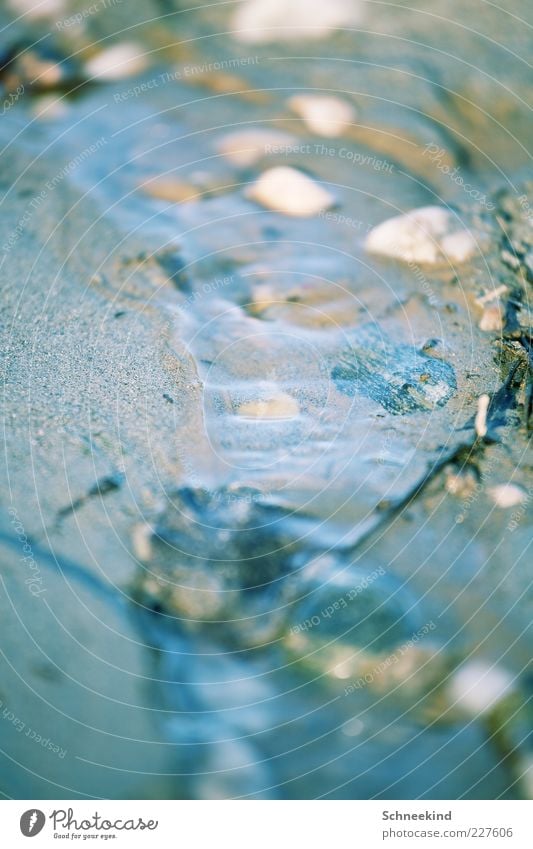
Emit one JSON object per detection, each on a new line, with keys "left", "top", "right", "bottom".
{"left": 85, "top": 43, "right": 148, "bottom": 81}
{"left": 479, "top": 303, "right": 504, "bottom": 332}
{"left": 8, "top": 0, "right": 65, "bottom": 18}
{"left": 488, "top": 483, "right": 527, "bottom": 508}
{"left": 247, "top": 166, "right": 334, "bottom": 216}
{"left": 365, "top": 205, "right": 477, "bottom": 266}
{"left": 474, "top": 393, "right": 490, "bottom": 438}
{"left": 232, "top": 0, "right": 360, "bottom": 43}
{"left": 447, "top": 661, "right": 515, "bottom": 715}
{"left": 131, "top": 523, "right": 153, "bottom": 561}
{"left": 288, "top": 95, "right": 356, "bottom": 137}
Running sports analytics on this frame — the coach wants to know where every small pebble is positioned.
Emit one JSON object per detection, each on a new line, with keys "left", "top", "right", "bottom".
{"left": 238, "top": 392, "right": 299, "bottom": 419}
{"left": 6, "top": 49, "right": 69, "bottom": 92}
{"left": 141, "top": 178, "right": 201, "bottom": 203}
{"left": 247, "top": 166, "right": 334, "bottom": 216}
{"left": 447, "top": 661, "right": 515, "bottom": 715}
{"left": 288, "top": 94, "right": 356, "bottom": 137}
{"left": 479, "top": 302, "right": 504, "bottom": 332}
{"left": 8, "top": 0, "right": 65, "bottom": 18}
{"left": 365, "top": 206, "right": 477, "bottom": 266}
{"left": 131, "top": 522, "right": 153, "bottom": 561}
{"left": 217, "top": 129, "right": 297, "bottom": 167}
{"left": 249, "top": 283, "right": 283, "bottom": 313}
{"left": 488, "top": 483, "right": 527, "bottom": 508}
{"left": 445, "top": 469, "right": 478, "bottom": 499}
{"left": 85, "top": 43, "right": 147, "bottom": 81}
{"left": 440, "top": 229, "right": 478, "bottom": 263}
{"left": 475, "top": 394, "right": 490, "bottom": 438}
{"left": 232, "top": 0, "right": 360, "bottom": 43}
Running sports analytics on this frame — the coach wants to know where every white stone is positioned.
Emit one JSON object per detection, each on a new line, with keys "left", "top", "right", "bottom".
{"left": 289, "top": 95, "right": 356, "bottom": 137}
{"left": 365, "top": 206, "right": 477, "bottom": 266}
{"left": 249, "top": 283, "right": 282, "bottom": 313}
{"left": 232, "top": 0, "right": 360, "bottom": 43}
{"left": 475, "top": 393, "right": 490, "bottom": 438}
{"left": 217, "top": 129, "right": 297, "bottom": 167}
{"left": 440, "top": 230, "right": 477, "bottom": 264}
{"left": 448, "top": 661, "right": 515, "bottom": 715}
{"left": 488, "top": 483, "right": 527, "bottom": 508}
{"left": 247, "top": 166, "right": 334, "bottom": 216}
{"left": 131, "top": 523, "right": 153, "bottom": 561}
{"left": 479, "top": 303, "right": 504, "bottom": 332}
{"left": 85, "top": 43, "right": 148, "bottom": 81}
{"left": 8, "top": 0, "right": 65, "bottom": 18}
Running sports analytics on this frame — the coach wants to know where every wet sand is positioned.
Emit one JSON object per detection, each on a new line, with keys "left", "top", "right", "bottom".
{"left": 0, "top": 0, "right": 532, "bottom": 799}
